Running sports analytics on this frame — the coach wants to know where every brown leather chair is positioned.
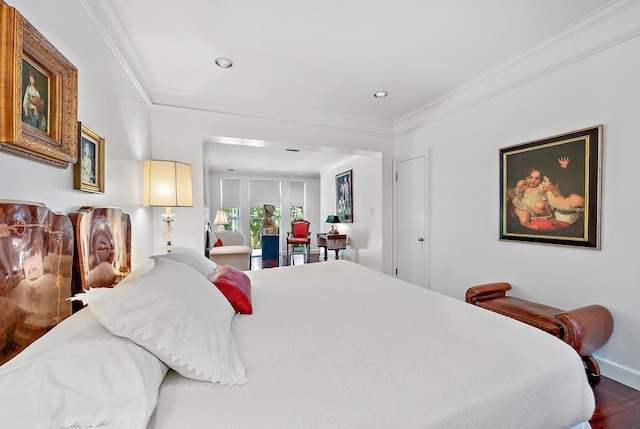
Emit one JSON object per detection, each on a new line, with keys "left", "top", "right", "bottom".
{"left": 466, "top": 282, "right": 613, "bottom": 379}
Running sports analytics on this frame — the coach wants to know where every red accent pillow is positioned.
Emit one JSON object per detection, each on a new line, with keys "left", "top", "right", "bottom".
{"left": 213, "top": 238, "right": 224, "bottom": 247}
{"left": 210, "top": 264, "right": 252, "bottom": 314}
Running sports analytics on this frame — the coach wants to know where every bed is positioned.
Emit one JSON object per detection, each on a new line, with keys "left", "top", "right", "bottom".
{"left": 0, "top": 202, "right": 595, "bottom": 429}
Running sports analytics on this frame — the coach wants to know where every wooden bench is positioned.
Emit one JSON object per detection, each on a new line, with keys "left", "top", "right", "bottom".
{"left": 465, "top": 282, "right": 613, "bottom": 379}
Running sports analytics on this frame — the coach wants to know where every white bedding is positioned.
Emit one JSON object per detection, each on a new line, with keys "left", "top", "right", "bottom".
{"left": 147, "top": 260, "right": 594, "bottom": 429}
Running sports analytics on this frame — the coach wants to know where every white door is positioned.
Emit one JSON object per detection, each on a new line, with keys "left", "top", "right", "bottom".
{"left": 395, "top": 155, "right": 428, "bottom": 287}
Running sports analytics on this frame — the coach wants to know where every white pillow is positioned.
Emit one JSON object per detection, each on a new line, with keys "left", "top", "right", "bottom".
{"left": 119, "top": 256, "right": 156, "bottom": 284}
{"left": 151, "top": 246, "right": 217, "bottom": 280}
{"left": 0, "top": 308, "right": 168, "bottom": 429}
{"left": 76, "top": 257, "right": 248, "bottom": 385}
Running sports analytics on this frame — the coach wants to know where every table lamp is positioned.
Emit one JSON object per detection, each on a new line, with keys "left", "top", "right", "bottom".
{"left": 143, "top": 160, "right": 193, "bottom": 252}
{"left": 213, "top": 210, "right": 229, "bottom": 231}
{"left": 326, "top": 214, "right": 341, "bottom": 234}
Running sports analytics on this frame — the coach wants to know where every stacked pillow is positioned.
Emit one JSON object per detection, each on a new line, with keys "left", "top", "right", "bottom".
{"left": 210, "top": 263, "right": 252, "bottom": 314}
{"left": 77, "top": 257, "right": 249, "bottom": 385}
{"left": 0, "top": 246, "right": 253, "bottom": 428}
{"left": 0, "top": 308, "right": 169, "bottom": 428}
{"left": 153, "top": 247, "right": 252, "bottom": 314}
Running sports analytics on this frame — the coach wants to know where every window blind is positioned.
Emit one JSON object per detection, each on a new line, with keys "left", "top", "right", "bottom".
{"left": 220, "top": 178, "right": 241, "bottom": 207}
{"left": 249, "top": 179, "right": 281, "bottom": 207}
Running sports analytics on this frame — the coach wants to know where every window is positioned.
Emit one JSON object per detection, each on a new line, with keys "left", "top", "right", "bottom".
{"left": 223, "top": 207, "right": 239, "bottom": 232}
{"left": 290, "top": 206, "right": 304, "bottom": 221}
{"left": 220, "top": 178, "right": 241, "bottom": 231}
{"left": 290, "top": 181, "right": 305, "bottom": 221}
{"left": 249, "top": 179, "right": 281, "bottom": 249}
{"left": 249, "top": 206, "right": 280, "bottom": 249}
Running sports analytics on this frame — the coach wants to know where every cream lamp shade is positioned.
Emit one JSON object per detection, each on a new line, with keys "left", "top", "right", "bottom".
{"left": 213, "top": 210, "right": 229, "bottom": 231}
{"left": 143, "top": 160, "right": 193, "bottom": 207}
{"left": 142, "top": 160, "right": 193, "bottom": 252}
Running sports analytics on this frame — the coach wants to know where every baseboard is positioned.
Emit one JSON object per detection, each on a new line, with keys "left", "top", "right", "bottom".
{"left": 596, "top": 356, "right": 640, "bottom": 390}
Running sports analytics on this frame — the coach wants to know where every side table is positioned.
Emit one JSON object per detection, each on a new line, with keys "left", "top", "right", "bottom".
{"left": 317, "top": 233, "right": 347, "bottom": 260}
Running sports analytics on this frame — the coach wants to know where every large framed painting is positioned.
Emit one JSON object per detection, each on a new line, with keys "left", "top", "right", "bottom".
{"left": 74, "top": 123, "right": 105, "bottom": 193}
{"left": 336, "top": 169, "right": 353, "bottom": 223}
{"left": 0, "top": 1, "right": 78, "bottom": 168}
{"left": 499, "top": 125, "right": 602, "bottom": 249}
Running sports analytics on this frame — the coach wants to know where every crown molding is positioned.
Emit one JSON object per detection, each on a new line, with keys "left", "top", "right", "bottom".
{"left": 79, "top": 0, "right": 152, "bottom": 107}
{"left": 81, "top": 0, "right": 393, "bottom": 138}
{"left": 394, "top": 0, "right": 640, "bottom": 136}
{"left": 83, "top": 0, "right": 639, "bottom": 139}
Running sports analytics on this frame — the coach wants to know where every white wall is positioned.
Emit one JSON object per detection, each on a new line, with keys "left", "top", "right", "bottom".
{"left": 394, "top": 6, "right": 640, "bottom": 388}
{"left": 321, "top": 154, "right": 383, "bottom": 271}
{"left": 208, "top": 171, "right": 321, "bottom": 253}
{"left": 150, "top": 106, "right": 395, "bottom": 274}
{"left": 1, "top": 0, "right": 153, "bottom": 267}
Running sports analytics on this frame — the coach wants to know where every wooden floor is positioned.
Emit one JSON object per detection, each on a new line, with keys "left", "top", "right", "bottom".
{"left": 250, "top": 252, "right": 321, "bottom": 269}
{"left": 590, "top": 376, "right": 640, "bottom": 428}
{"left": 250, "top": 253, "right": 640, "bottom": 428}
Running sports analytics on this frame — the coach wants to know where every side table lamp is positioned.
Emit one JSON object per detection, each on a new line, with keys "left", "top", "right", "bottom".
{"left": 326, "top": 214, "right": 341, "bottom": 234}
{"left": 213, "top": 210, "right": 229, "bottom": 231}
{"left": 143, "top": 159, "right": 193, "bottom": 253}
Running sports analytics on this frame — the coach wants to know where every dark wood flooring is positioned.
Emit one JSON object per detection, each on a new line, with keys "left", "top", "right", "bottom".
{"left": 591, "top": 376, "right": 640, "bottom": 428}
{"left": 250, "top": 252, "right": 321, "bottom": 269}
{"left": 250, "top": 253, "right": 640, "bottom": 428}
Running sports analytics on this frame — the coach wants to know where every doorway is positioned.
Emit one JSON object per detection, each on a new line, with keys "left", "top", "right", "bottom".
{"left": 394, "top": 154, "right": 428, "bottom": 288}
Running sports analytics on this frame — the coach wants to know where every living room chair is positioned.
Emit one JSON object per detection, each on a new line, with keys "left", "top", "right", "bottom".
{"left": 206, "top": 228, "right": 251, "bottom": 271}
{"left": 287, "top": 220, "right": 310, "bottom": 262}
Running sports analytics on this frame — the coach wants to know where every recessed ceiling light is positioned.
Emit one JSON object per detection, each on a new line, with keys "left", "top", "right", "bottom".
{"left": 373, "top": 91, "right": 388, "bottom": 98}
{"left": 215, "top": 57, "right": 234, "bottom": 68}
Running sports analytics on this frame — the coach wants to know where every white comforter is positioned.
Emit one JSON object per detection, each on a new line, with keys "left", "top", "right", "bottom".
{"left": 147, "top": 260, "right": 594, "bottom": 429}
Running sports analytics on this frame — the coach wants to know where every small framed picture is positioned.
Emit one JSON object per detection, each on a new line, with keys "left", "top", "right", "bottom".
{"left": 74, "top": 123, "right": 105, "bottom": 193}
{"left": 336, "top": 170, "right": 353, "bottom": 223}
{"left": 499, "top": 125, "right": 602, "bottom": 249}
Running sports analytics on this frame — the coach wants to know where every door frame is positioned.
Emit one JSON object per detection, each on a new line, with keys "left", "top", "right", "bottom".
{"left": 393, "top": 150, "right": 430, "bottom": 288}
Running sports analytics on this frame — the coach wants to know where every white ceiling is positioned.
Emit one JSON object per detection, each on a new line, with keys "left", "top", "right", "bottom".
{"left": 85, "top": 0, "right": 612, "bottom": 174}
{"left": 203, "top": 138, "right": 370, "bottom": 177}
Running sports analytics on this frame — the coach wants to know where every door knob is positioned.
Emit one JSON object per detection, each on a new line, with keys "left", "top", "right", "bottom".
{"left": 418, "top": 237, "right": 424, "bottom": 242}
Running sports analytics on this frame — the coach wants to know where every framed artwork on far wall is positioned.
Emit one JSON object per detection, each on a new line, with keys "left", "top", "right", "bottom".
{"left": 74, "top": 123, "right": 104, "bottom": 193}
{"left": 0, "top": 1, "right": 78, "bottom": 168}
{"left": 499, "top": 125, "right": 602, "bottom": 249}
{"left": 336, "top": 170, "right": 353, "bottom": 223}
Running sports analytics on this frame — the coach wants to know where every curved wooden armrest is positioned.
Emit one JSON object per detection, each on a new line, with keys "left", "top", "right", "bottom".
{"left": 556, "top": 305, "right": 613, "bottom": 357}
{"left": 465, "top": 282, "right": 512, "bottom": 305}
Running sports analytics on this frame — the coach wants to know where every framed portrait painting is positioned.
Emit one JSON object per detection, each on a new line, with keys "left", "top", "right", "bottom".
{"left": 0, "top": 1, "right": 78, "bottom": 167}
{"left": 499, "top": 125, "right": 602, "bottom": 249}
{"left": 74, "top": 123, "right": 104, "bottom": 193}
{"left": 336, "top": 170, "right": 353, "bottom": 223}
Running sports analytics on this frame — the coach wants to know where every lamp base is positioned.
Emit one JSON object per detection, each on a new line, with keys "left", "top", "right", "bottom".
{"left": 161, "top": 207, "right": 175, "bottom": 253}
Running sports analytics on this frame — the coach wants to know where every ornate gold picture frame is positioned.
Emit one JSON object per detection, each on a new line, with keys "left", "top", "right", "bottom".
{"left": 74, "top": 123, "right": 105, "bottom": 193}
{"left": 0, "top": 1, "right": 78, "bottom": 168}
